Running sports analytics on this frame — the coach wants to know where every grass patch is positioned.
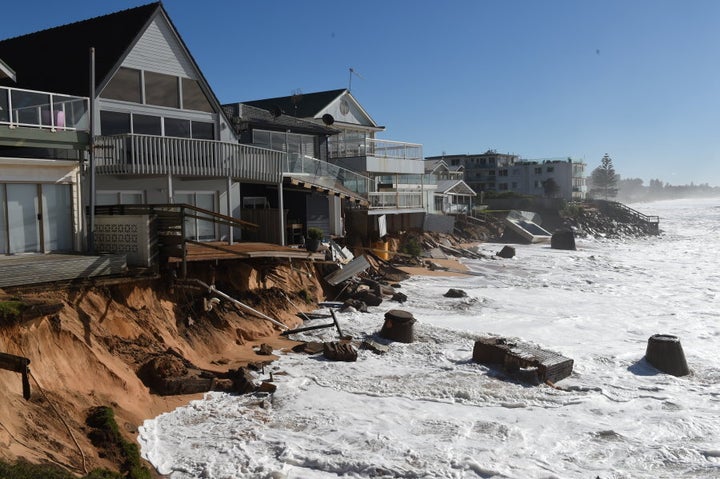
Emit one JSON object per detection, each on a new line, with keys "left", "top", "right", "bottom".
{"left": 86, "top": 406, "right": 152, "bottom": 479}
{"left": 0, "top": 459, "right": 122, "bottom": 479}
{"left": 0, "top": 300, "right": 25, "bottom": 323}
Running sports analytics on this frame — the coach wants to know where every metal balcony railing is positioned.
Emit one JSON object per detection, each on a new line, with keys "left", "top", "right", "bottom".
{"left": 0, "top": 86, "right": 89, "bottom": 131}
{"left": 284, "top": 154, "right": 372, "bottom": 197}
{"left": 94, "top": 134, "right": 284, "bottom": 183}
{"left": 368, "top": 191, "right": 424, "bottom": 209}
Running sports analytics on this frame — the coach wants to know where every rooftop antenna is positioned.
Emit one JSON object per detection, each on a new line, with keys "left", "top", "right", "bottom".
{"left": 348, "top": 67, "right": 364, "bottom": 91}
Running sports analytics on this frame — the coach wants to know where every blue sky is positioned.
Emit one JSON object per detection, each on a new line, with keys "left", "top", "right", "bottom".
{"left": 4, "top": 1, "right": 720, "bottom": 186}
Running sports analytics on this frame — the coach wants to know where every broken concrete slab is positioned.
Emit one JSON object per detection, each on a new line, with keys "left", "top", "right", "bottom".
{"left": 473, "top": 336, "right": 574, "bottom": 384}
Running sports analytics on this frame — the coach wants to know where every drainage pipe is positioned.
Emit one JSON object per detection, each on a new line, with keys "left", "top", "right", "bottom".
{"left": 187, "top": 279, "right": 288, "bottom": 330}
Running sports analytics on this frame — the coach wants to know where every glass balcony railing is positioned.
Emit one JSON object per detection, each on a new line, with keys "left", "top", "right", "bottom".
{"left": 0, "top": 86, "right": 89, "bottom": 131}
{"left": 328, "top": 137, "right": 423, "bottom": 161}
{"left": 284, "top": 154, "right": 371, "bottom": 197}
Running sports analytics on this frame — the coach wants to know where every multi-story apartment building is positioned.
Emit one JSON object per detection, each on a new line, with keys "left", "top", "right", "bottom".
{"left": 427, "top": 151, "right": 586, "bottom": 201}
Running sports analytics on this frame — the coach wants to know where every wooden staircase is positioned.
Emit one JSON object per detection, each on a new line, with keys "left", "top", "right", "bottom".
{"left": 593, "top": 200, "right": 660, "bottom": 235}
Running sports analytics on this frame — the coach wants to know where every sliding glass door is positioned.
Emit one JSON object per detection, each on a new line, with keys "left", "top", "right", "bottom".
{"left": 176, "top": 192, "right": 216, "bottom": 241}
{"left": 7, "top": 184, "right": 40, "bottom": 254}
{"left": 1, "top": 183, "right": 73, "bottom": 254}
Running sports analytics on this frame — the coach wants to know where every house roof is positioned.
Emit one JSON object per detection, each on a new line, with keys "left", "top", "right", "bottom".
{"left": 436, "top": 180, "right": 477, "bottom": 197}
{"left": 0, "top": 58, "right": 16, "bottom": 82}
{"left": 0, "top": 2, "right": 160, "bottom": 96}
{"left": 243, "top": 89, "right": 348, "bottom": 119}
{"left": 223, "top": 103, "right": 340, "bottom": 136}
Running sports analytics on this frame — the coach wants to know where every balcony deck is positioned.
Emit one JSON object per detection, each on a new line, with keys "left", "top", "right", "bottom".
{"left": 94, "top": 134, "right": 285, "bottom": 184}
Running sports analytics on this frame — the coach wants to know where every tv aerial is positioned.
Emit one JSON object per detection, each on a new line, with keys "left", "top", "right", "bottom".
{"left": 348, "top": 67, "right": 364, "bottom": 91}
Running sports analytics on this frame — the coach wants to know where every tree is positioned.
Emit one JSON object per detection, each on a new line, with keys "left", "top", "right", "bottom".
{"left": 589, "top": 153, "right": 618, "bottom": 200}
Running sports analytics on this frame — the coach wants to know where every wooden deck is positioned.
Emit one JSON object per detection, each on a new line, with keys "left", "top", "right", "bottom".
{"left": 0, "top": 253, "right": 127, "bottom": 289}
{"left": 168, "top": 241, "right": 326, "bottom": 263}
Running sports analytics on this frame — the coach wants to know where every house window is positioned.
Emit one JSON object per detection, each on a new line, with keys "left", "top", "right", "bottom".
{"left": 547, "top": 166, "right": 554, "bottom": 173}
{"left": 182, "top": 78, "right": 213, "bottom": 113}
{"left": 191, "top": 121, "right": 214, "bottom": 140}
{"left": 535, "top": 167, "right": 542, "bottom": 174}
{"left": 97, "top": 191, "right": 144, "bottom": 205}
{"left": 534, "top": 180, "right": 541, "bottom": 188}
{"left": 102, "top": 67, "right": 142, "bottom": 103}
{"left": 165, "top": 118, "right": 191, "bottom": 138}
{"left": 145, "top": 71, "right": 179, "bottom": 108}
{"left": 499, "top": 183, "right": 508, "bottom": 191}
{"left": 499, "top": 169, "right": 508, "bottom": 177}
{"left": 133, "top": 114, "right": 162, "bottom": 135}
{"left": 100, "top": 111, "right": 131, "bottom": 135}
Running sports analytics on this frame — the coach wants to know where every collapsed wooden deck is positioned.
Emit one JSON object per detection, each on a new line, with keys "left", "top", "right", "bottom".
{"left": 167, "top": 241, "right": 326, "bottom": 262}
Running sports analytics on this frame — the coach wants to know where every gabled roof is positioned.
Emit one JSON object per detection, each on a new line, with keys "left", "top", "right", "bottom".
{"left": 0, "top": 58, "right": 16, "bottom": 82}
{"left": 0, "top": 2, "right": 160, "bottom": 96}
{"left": 223, "top": 103, "right": 339, "bottom": 136}
{"left": 436, "top": 180, "right": 477, "bottom": 197}
{"left": 243, "top": 89, "right": 347, "bottom": 119}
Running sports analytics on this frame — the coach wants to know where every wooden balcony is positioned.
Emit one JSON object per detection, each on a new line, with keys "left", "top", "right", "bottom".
{"left": 94, "top": 134, "right": 284, "bottom": 183}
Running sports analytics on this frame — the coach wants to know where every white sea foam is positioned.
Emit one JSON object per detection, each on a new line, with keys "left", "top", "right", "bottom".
{"left": 139, "top": 198, "right": 720, "bottom": 478}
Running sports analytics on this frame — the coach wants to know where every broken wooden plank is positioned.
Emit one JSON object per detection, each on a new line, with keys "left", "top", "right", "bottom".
{"left": 0, "top": 352, "right": 31, "bottom": 399}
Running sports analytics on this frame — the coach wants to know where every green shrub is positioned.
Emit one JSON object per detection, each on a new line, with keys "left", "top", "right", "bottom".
{"left": 0, "top": 460, "right": 122, "bottom": 479}
{"left": 400, "top": 237, "right": 422, "bottom": 258}
{"left": 306, "top": 227, "right": 323, "bottom": 240}
{"left": 86, "top": 406, "right": 151, "bottom": 479}
{"left": 0, "top": 300, "right": 25, "bottom": 322}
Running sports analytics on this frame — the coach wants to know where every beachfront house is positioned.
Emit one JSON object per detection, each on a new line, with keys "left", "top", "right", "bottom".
{"left": 241, "top": 89, "right": 432, "bottom": 245}
{"left": 424, "top": 159, "right": 476, "bottom": 214}
{"left": 0, "top": 57, "right": 89, "bottom": 255}
{"left": 222, "top": 102, "right": 369, "bottom": 245}
{"left": 0, "top": 3, "right": 287, "bottom": 258}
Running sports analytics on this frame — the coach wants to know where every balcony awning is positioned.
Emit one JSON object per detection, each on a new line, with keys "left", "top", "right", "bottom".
{"left": 0, "top": 58, "right": 16, "bottom": 82}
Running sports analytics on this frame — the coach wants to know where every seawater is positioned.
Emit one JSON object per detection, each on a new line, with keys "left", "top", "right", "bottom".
{"left": 139, "top": 197, "right": 720, "bottom": 479}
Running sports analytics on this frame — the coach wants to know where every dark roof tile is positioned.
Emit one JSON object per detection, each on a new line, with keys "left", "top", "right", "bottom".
{"left": 0, "top": 3, "right": 160, "bottom": 96}
{"left": 243, "top": 89, "right": 347, "bottom": 118}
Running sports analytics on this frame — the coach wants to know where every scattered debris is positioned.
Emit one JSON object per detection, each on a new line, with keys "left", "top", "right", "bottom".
{"left": 323, "top": 341, "right": 358, "bottom": 362}
{"left": 391, "top": 292, "right": 407, "bottom": 303}
{"left": 0, "top": 352, "right": 31, "bottom": 399}
{"left": 496, "top": 246, "right": 516, "bottom": 259}
{"left": 472, "top": 336, "right": 574, "bottom": 385}
{"left": 292, "top": 341, "right": 325, "bottom": 355}
{"left": 551, "top": 229, "right": 576, "bottom": 250}
{"left": 444, "top": 288, "right": 467, "bottom": 298}
{"left": 379, "top": 309, "right": 416, "bottom": 343}
{"left": 645, "top": 334, "right": 689, "bottom": 376}
{"left": 256, "top": 343, "right": 273, "bottom": 356}
{"left": 361, "top": 340, "right": 390, "bottom": 355}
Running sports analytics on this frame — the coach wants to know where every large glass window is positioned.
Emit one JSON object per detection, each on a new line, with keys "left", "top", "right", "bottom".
{"left": 102, "top": 67, "right": 142, "bottom": 103}
{"left": 133, "top": 114, "right": 162, "bottom": 135}
{"left": 100, "top": 111, "right": 131, "bottom": 135}
{"left": 165, "top": 118, "right": 191, "bottom": 138}
{"left": 191, "top": 121, "right": 214, "bottom": 140}
{"left": 145, "top": 71, "right": 179, "bottom": 108}
{"left": 97, "top": 191, "right": 144, "bottom": 205}
{"left": 182, "top": 78, "right": 213, "bottom": 113}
